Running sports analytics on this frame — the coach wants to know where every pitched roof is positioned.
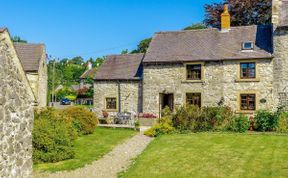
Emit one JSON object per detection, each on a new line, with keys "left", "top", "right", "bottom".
{"left": 95, "top": 54, "right": 144, "bottom": 80}
{"left": 80, "top": 67, "right": 98, "bottom": 79}
{"left": 279, "top": 0, "right": 288, "bottom": 26}
{"left": 144, "top": 25, "right": 273, "bottom": 63}
{"left": 0, "top": 28, "right": 6, "bottom": 33}
{"left": 14, "top": 43, "right": 45, "bottom": 72}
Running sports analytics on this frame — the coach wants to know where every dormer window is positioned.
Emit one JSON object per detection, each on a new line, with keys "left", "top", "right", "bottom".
{"left": 242, "top": 42, "right": 254, "bottom": 50}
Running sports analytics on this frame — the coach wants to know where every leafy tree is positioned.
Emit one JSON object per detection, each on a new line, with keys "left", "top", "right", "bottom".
{"left": 183, "top": 23, "right": 207, "bottom": 30}
{"left": 131, "top": 38, "right": 152, "bottom": 54}
{"left": 12, "top": 36, "right": 27, "bottom": 43}
{"left": 121, "top": 49, "right": 129, "bottom": 54}
{"left": 204, "top": 0, "right": 272, "bottom": 28}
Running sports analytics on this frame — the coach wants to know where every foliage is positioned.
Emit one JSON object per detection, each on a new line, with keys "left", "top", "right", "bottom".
{"left": 204, "top": 0, "right": 272, "bottom": 28}
{"left": 144, "top": 107, "right": 174, "bottom": 137}
{"left": 33, "top": 108, "right": 77, "bottom": 163}
{"left": 131, "top": 38, "right": 152, "bottom": 54}
{"left": 56, "top": 87, "right": 77, "bottom": 101}
{"left": 254, "top": 110, "right": 278, "bottom": 132}
{"left": 77, "top": 87, "right": 93, "bottom": 98}
{"left": 34, "top": 128, "right": 136, "bottom": 172}
{"left": 11, "top": 36, "right": 27, "bottom": 43}
{"left": 276, "top": 112, "right": 288, "bottom": 133}
{"left": 183, "top": 23, "right": 207, "bottom": 30}
{"left": 139, "top": 113, "right": 157, "bottom": 119}
{"left": 172, "top": 105, "right": 233, "bottom": 132}
{"left": 228, "top": 114, "right": 250, "bottom": 132}
{"left": 65, "top": 95, "right": 77, "bottom": 101}
{"left": 63, "top": 106, "right": 99, "bottom": 135}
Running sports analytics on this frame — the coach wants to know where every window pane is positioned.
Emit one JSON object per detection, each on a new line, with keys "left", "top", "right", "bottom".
{"left": 186, "top": 93, "right": 201, "bottom": 107}
{"left": 240, "top": 94, "right": 256, "bottom": 111}
{"left": 240, "top": 62, "right": 256, "bottom": 79}
{"left": 187, "top": 64, "right": 201, "bottom": 80}
{"left": 106, "top": 98, "right": 117, "bottom": 110}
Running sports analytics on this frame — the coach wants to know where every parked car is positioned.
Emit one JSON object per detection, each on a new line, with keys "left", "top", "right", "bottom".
{"left": 61, "top": 98, "right": 71, "bottom": 105}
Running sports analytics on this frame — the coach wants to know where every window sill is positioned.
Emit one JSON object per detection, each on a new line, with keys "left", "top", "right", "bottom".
{"left": 103, "top": 109, "right": 118, "bottom": 112}
{"left": 182, "top": 80, "right": 205, "bottom": 84}
{"left": 235, "top": 78, "right": 260, "bottom": 83}
{"left": 235, "top": 110, "right": 256, "bottom": 114}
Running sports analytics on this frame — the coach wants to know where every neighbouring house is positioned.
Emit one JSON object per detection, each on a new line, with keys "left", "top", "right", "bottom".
{"left": 0, "top": 28, "right": 36, "bottom": 177}
{"left": 94, "top": 0, "right": 288, "bottom": 118}
{"left": 76, "top": 62, "right": 97, "bottom": 105}
{"left": 14, "top": 42, "right": 48, "bottom": 107}
{"left": 94, "top": 54, "right": 144, "bottom": 117}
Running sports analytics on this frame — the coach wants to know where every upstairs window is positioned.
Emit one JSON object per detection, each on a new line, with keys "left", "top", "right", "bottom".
{"left": 240, "top": 94, "right": 256, "bottom": 111}
{"left": 240, "top": 62, "right": 256, "bottom": 79}
{"left": 242, "top": 42, "right": 254, "bottom": 50}
{"left": 186, "top": 93, "right": 201, "bottom": 107}
{"left": 187, "top": 64, "right": 202, "bottom": 80}
{"left": 106, "top": 97, "right": 117, "bottom": 110}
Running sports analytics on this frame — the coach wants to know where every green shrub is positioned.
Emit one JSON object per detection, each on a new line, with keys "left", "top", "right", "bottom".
{"left": 33, "top": 108, "right": 77, "bottom": 163}
{"left": 277, "top": 112, "right": 288, "bottom": 133}
{"left": 144, "top": 122, "right": 175, "bottom": 137}
{"left": 63, "top": 106, "right": 99, "bottom": 135}
{"left": 228, "top": 114, "right": 250, "bottom": 133}
{"left": 254, "top": 110, "right": 278, "bottom": 132}
{"left": 172, "top": 105, "right": 233, "bottom": 132}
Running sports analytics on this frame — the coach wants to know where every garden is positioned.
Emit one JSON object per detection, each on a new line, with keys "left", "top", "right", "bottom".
{"left": 32, "top": 107, "right": 136, "bottom": 172}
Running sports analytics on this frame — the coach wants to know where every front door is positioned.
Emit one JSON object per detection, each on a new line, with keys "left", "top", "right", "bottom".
{"left": 160, "top": 93, "right": 174, "bottom": 115}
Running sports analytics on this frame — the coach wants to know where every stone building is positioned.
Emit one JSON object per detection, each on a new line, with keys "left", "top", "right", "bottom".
{"left": 0, "top": 28, "right": 35, "bottom": 177}
{"left": 94, "top": 1, "right": 288, "bottom": 117}
{"left": 14, "top": 42, "right": 48, "bottom": 107}
{"left": 94, "top": 54, "right": 143, "bottom": 117}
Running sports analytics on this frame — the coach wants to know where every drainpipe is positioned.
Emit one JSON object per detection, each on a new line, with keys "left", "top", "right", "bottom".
{"left": 117, "top": 81, "right": 121, "bottom": 113}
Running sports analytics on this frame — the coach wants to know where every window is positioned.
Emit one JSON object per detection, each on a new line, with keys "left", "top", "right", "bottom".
{"left": 187, "top": 64, "right": 202, "bottom": 80}
{"left": 240, "top": 62, "right": 256, "bottom": 79}
{"left": 242, "top": 42, "right": 254, "bottom": 50}
{"left": 106, "top": 97, "right": 117, "bottom": 110}
{"left": 186, "top": 93, "right": 201, "bottom": 107}
{"left": 240, "top": 94, "right": 256, "bottom": 110}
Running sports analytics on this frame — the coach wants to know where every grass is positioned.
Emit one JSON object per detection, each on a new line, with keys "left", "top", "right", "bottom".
{"left": 34, "top": 127, "right": 135, "bottom": 172}
{"left": 121, "top": 133, "right": 288, "bottom": 178}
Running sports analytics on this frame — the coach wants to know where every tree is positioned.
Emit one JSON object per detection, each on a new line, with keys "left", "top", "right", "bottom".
{"left": 121, "top": 49, "right": 129, "bottom": 54}
{"left": 183, "top": 23, "right": 207, "bottom": 30}
{"left": 204, "top": 0, "right": 272, "bottom": 28}
{"left": 131, "top": 38, "right": 152, "bottom": 54}
{"left": 12, "top": 36, "right": 27, "bottom": 43}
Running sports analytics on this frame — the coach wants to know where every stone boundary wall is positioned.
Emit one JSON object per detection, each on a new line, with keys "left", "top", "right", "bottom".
{"left": 0, "top": 29, "right": 35, "bottom": 178}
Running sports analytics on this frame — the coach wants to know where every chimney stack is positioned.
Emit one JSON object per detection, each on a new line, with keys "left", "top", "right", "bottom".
{"left": 221, "top": 4, "right": 231, "bottom": 32}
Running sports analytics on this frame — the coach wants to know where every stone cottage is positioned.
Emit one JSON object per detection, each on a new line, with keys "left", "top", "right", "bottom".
{"left": 0, "top": 28, "right": 35, "bottom": 177}
{"left": 14, "top": 42, "right": 48, "bottom": 107}
{"left": 94, "top": 54, "right": 143, "bottom": 116}
{"left": 94, "top": 0, "right": 288, "bottom": 117}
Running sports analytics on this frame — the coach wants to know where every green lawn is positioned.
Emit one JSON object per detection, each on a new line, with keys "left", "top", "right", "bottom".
{"left": 121, "top": 133, "right": 288, "bottom": 178}
{"left": 34, "top": 127, "right": 135, "bottom": 172}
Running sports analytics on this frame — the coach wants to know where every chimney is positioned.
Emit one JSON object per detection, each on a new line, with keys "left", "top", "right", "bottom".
{"left": 221, "top": 4, "right": 231, "bottom": 32}
{"left": 87, "top": 62, "right": 92, "bottom": 70}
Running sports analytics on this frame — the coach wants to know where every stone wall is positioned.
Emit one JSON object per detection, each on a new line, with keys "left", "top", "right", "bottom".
{"left": 94, "top": 80, "right": 141, "bottom": 117}
{"left": 273, "top": 27, "right": 288, "bottom": 107}
{"left": 0, "top": 29, "right": 35, "bottom": 177}
{"left": 37, "top": 47, "right": 48, "bottom": 107}
{"left": 143, "top": 59, "right": 275, "bottom": 116}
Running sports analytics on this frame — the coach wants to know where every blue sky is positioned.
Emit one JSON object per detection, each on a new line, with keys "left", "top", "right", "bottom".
{"left": 1, "top": 0, "right": 222, "bottom": 60}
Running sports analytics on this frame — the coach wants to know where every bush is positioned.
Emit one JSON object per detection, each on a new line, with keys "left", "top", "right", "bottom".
{"left": 172, "top": 105, "right": 233, "bottom": 132}
{"left": 144, "top": 107, "right": 174, "bottom": 137}
{"left": 63, "top": 106, "right": 99, "bottom": 135}
{"left": 254, "top": 110, "right": 278, "bottom": 132}
{"left": 33, "top": 108, "right": 77, "bottom": 163}
{"left": 277, "top": 112, "right": 288, "bottom": 133}
{"left": 228, "top": 114, "right": 250, "bottom": 133}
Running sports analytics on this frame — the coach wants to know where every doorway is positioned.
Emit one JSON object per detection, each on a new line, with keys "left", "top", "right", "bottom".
{"left": 160, "top": 93, "right": 174, "bottom": 115}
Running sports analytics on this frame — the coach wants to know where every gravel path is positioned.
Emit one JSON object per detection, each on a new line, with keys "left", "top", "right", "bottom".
{"left": 34, "top": 133, "right": 153, "bottom": 178}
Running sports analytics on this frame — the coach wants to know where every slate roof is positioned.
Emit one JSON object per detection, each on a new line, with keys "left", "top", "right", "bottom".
{"left": 279, "top": 0, "right": 288, "bottom": 26}
{"left": 80, "top": 67, "right": 98, "bottom": 79}
{"left": 144, "top": 25, "right": 273, "bottom": 63}
{"left": 14, "top": 43, "right": 45, "bottom": 72}
{"left": 95, "top": 54, "right": 144, "bottom": 80}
